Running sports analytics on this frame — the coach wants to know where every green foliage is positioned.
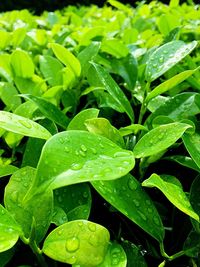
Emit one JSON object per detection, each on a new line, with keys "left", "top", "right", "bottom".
{"left": 0, "top": 1, "right": 200, "bottom": 266}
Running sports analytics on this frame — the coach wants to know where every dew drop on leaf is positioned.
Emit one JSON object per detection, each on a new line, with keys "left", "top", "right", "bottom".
{"left": 88, "top": 223, "right": 96, "bottom": 232}
{"left": 71, "top": 163, "right": 83, "bottom": 171}
{"left": 18, "top": 120, "right": 32, "bottom": 129}
{"left": 65, "top": 237, "right": 80, "bottom": 253}
{"left": 127, "top": 177, "right": 138, "bottom": 191}
{"left": 80, "top": 144, "right": 87, "bottom": 152}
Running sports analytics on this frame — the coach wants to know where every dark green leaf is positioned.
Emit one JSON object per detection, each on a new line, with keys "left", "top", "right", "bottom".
{"left": 183, "top": 132, "right": 200, "bottom": 169}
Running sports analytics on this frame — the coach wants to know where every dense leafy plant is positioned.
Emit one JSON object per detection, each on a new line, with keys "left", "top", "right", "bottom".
{"left": 0, "top": 0, "right": 200, "bottom": 266}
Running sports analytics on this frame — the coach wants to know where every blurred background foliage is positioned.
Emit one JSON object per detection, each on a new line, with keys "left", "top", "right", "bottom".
{"left": 0, "top": 0, "right": 198, "bottom": 14}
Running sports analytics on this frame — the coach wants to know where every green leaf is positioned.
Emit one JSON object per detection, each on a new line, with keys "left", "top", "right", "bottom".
{"left": 50, "top": 43, "right": 81, "bottom": 77}
{"left": 92, "top": 174, "right": 164, "bottom": 242}
{"left": 67, "top": 108, "right": 99, "bottom": 131}
{"left": 190, "top": 175, "right": 200, "bottom": 218}
{"left": 10, "top": 50, "right": 34, "bottom": 78}
{"left": 42, "top": 220, "right": 110, "bottom": 265}
{"left": 33, "top": 130, "right": 135, "bottom": 192}
{"left": 90, "top": 62, "right": 134, "bottom": 122}
{"left": 4, "top": 167, "right": 53, "bottom": 243}
{"left": 39, "top": 55, "right": 63, "bottom": 86}
{"left": 183, "top": 230, "right": 200, "bottom": 257}
{"left": 133, "top": 122, "right": 191, "bottom": 158}
{"left": 164, "top": 155, "right": 200, "bottom": 172}
{"left": 111, "top": 54, "right": 138, "bottom": 92}
{"left": 0, "top": 248, "right": 15, "bottom": 267}
{"left": 53, "top": 183, "right": 92, "bottom": 224}
{"left": 101, "top": 38, "right": 129, "bottom": 58}
{"left": 146, "top": 68, "right": 199, "bottom": 103}
{"left": 0, "top": 165, "right": 18, "bottom": 178}
{"left": 119, "top": 124, "right": 147, "bottom": 136}
{"left": 145, "top": 40, "right": 197, "bottom": 82}
{"left": 85, "top": 118, "right": 125, "bottom": 148}
{"left": 142, "top": 174, "right": 199, "bottom": 222}
{"left": 0, "top": 83, "right": 21, "bottom": 112}
{"left": 78, "top": 42, "right": 101, "bottom": 77}
{"left": 20, "top": 94, "right": 70, "bottom": 129}
{"left": 183, "top": 132, "right": 200, "bottom": 169}
{"left": 122, "top": 241, "right": 147, "bottom": 267}
{"left": 0, "top": 204, "right": 21, "bottom": 252}
{"left": 97, "top": 242, "right": 127, "bottom": 267}
{"left": 0, "top": 111, "right": 52, "bottom": 140}
{"left": 146, "top": 93, "right": 200, "bottom": 127}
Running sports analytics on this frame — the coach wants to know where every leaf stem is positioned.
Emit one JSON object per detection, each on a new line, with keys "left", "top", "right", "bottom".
{"left": 29, "top": 241, "right": 48, "bottom": 267}
{"left": 137, "top": 82, "right": 150, "bottom": 125}
{"left": 160, "top": 242, "right": 185, "bottom": 264}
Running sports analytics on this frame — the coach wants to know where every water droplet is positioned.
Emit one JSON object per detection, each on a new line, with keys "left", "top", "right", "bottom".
{"left": 59, "top": 137, "right": 65, "bottom": 144}
{"left": 88, "top": 223, "right": 96, "bottom": 232}
{"left": 79, "top": 150, "right": 86, "bottom": 157}
{"left": 78, "top": 221, "right": 84, "bottom": 227}
{"left": 100, "top": 143, "right": 104, "bottom": 148}
{"left": 153, "top": 63, "right": 157, "bottom": 68}
{"left": 83, "top": 191, "right": 88, "bottom": 198}
{"left": 64, "top": 146, "right": 70, "bottom": 153}
{"left": 89, "top": 234, "right": 99, "bottom": 247}
{"left": 153, "top": 217, "right": 160, "bottom": 226}
{"left": 57, "top": 230, "right": 63, "bottom": 236}
{"left": 71, "top": 163, "right": 83, "bottom": 171}
{"left": 145, "top": 200, "right": 151, "bottom": 205}
{"left": 147, "top": 207, "right": 153, "bottom": 213}
{"left": 23, "top": 182, "right": 29, "bottom": 188}
{"left": 58, "top": 196, "right": 63, "bottom": 203}
{"left": 159, "top": 57, "right": 164, "bottom": 63}
{"left": 81, "top": 144, "right": 87, "bottom": 152}
{"left": 18, "top": 120, "right": 32, "bottom": 129}
{"left": 11, "top": 191, "right": 18, "bottom": 202}
{"left": 128, "top": 178, "right": 138, "bottom": 191}
{"left": 91, "top": 148, "right": 97, "bottom": 154}
{"left": 112, "top": 258, "right": 119, "bottom": 265}
{"left": 1, "top": 209, "right": 5, "bottom": 215}
{"left": 66, "top": 255, "right": 77, "bottom": 264}
{"left": 133, "top": 199, "right": 140, "bottom": 207}
{"left": 138, "top": 211, "right": 147, "bottom": 221}
{"left": 163, "top": 50, "right": 168, "bottom": 54}
{"left": 114, "top": 151, "right": 131, "bottom": 158}
{"left": 65, "top": 237, "right": 80, "bottom": 252}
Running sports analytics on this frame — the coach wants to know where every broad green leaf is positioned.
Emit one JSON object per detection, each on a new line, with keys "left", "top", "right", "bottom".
{"left": 0, "top": 204, "right": 21, "bottom": 252}
{"left": 21, "top": 94, "right": 70, "bottom": 129}
{"left": 101, "top": 39, "right": 129, "bottom": 58}
{"left": 42, "top": 220, "right": 110, "bottom": 265}
{"left": 133, "top": 122, "right": 191, "bottom": 158}
{"left": 50, "top": 43, "right": 81, "bottom": 77}
{"left": 53, "top": 183, "right": 92, "bottom": 224}
{"left": 67, "top": 108, "right": 99, "bottom": 131}
{"left": 0, "top": 111, "right": 52, "bottom": 140}
{"left": 111, "top": 54, "right": 138, "bottom": 92}
{"left": 4, "top": 167, "right": 53, "bottom": 243}
{"left": 146, "top": 93, "right": 200, "bottom": 127}
{"left": 85, "top": 118, "right": 125, "bottom": 148}
{"left": 0, "top": 165, "right": 18, "bottom": 178}
{"left": 0, "top": 54, "right": 13, "bottom": 82}
{"left": 39, "top": 55, "right": 63, "bottom": 86}
{"left": 122, "top": 241, "right": 147, "bottom": 267}
{"left": 92, "top": 174, "right": 164, "bottom": 242}
{"left": 142, "top": 174, "right": 199, "bottom": 221}
{"left": 183, "top": 230, "right": 200, "bottom": 257}
{"left": 10, "top": 50, "right": 34, "bottom": 78}
{"left": 145, "top": 40, "right": 197, "bottom": 82}
{"left": 164, "top": 155, "right": 200, "bottom": 172}
{"left": 97, "top": 242, "right": 127, "bottom": 267}
{"left": 52, "top": 206, "right": 68, "bottom": 226}
{"left": 183, "top": 132, "right": 200, "bottom": 169}
{"left": 119, "top": 124, "right": 147, "bottom": 136}
{"left": 91, "top": 62, "right": 134, "bottom": 122}
{"left": 0, "top": 83, "right": 21, "bottom": 111}
{"left": 33, "top": 131, "right": 135, "bottom": 193}
{"left": 108, "top": 0, "right": 131, "bottom": 13}
{"left": 146, "top": 68, "right": 198, "bottom": 103}
{"left": 11, "top": 27, "right": 26, "bottom": 47}
{"left": 147, "top": 96, "right": 169, "bottom": 113}
{"left": 78, "top": 42, "right": 101, "bottom": 77}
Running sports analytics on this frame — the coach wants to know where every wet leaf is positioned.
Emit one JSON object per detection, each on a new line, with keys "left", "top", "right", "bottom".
{"left": 164, "top": 155, "right": 200, "bottom": 172}
{"left": 92, "top": 174, "right": 164, "bottom": 242}
{"left": 42, "top": 220, "right": 110, "bottom": 265}
{"left": 122, "top": 241, "right": 147, "bottom": 267}
{"left": 142, "top": 174, "right": 199, "bottom": 221}
{"left": 183, "top": 132, "right": 200, "bottom": 169}
{"left": 0, "top": 204, "right": 21, "bottom": 252}
{"left": 145, "top": 40, "right": 197, "bottom": 82}
{"left": 67, "top": 109, "right": 99, "bottom": 131}
{"left": 0, "top": 111, "right": 52, "bottom": 140}
{"left": 33, "top": 130, "right": 135, "bottom": 192}
{"left": 133, "top": 122, "right": 191, "bottom": 158}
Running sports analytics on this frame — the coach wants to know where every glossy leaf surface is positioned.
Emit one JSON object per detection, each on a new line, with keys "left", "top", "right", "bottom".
{"left": 183, "top": 132, "right": 200, "bottom": 169}
{"left": 42, "top": 220, "right": 110, "bottom": 265}
{"left": 92, "top": 174, "right": 164, "bottom": 242}
{"left": 0, "top": 111, "right": 51, "bottom": 140}
{"left": 142, "top": 174, "right": 199, "bottom": 221}
{"left": 0, "top": 165, "right": 18, "bottom": 178}
{"left": 91, "top": 62, "right": 134, "bottom": 122}
{"left": 0, "top": 204, "right": 21, "bottom": 252}
{"left": 21, "top": 94, "right": 70, "bottom": 129}
{"left": 133, "top": 122, "right": 190, "bottom": 158}
{"left": 67, "top": 109, "right": 99, "bottom": 131}
{"left": 145, "top": 40, "right": 197, "bottom": 82}
{"left": 122, "top": 241, "right": 147, "bottom": 267}
{"left": 34, "top": 131, "right": 135, "bottom": 192}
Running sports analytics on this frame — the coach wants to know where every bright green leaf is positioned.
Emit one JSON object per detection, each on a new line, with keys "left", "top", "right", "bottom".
{"left": 0, "top": 165, "right": 18, "bottom": 178}
{"left": 183, "top": 132, "right": 200, "bottom": 169}
{"left": 0, "top": 111, "right": 52, "bottom": 140}
{"left": 134, "top": 122, "right": 191, "bottom": 158}
{"left": 42, "top": 220, "right": 110, "bottom": 265}
{"left": 142, "top": 174, "right": 199, "bottom": 221}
